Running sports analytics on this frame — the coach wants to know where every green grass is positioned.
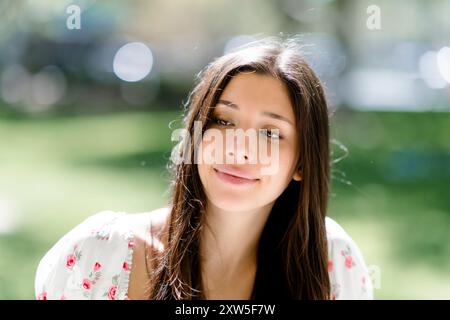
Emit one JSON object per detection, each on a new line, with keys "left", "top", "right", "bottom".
{"left": 0, "top": 109, "right": 449, "bottom": 299}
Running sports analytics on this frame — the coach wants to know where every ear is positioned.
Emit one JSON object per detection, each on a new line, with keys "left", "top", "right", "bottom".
{"left": 293, "top": 168, "right": 302, "bottom": 181}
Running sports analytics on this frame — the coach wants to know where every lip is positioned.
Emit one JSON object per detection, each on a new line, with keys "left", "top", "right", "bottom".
{"left": 213, "top": 166, "right": 259, "bottom": 186}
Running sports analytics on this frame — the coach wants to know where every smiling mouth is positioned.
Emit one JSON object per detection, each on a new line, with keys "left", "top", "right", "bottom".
{"left": 213, "top": 168, "right": 259, "bottom": 186}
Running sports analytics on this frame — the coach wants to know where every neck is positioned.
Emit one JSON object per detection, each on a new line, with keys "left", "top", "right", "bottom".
{"left": 199, "top": 201, "right": 273, "bottom": 298}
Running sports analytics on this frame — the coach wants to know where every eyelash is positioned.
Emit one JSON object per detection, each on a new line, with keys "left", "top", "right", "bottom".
{"left": 210, "top": 117, "right": 283, "bottom": 139}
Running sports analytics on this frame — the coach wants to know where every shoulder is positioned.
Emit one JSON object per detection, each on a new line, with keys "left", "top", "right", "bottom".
{"left": 325, "top": 217, "right": 374, "bottom": 300}
{"left": 126, "top": 206, "right": 171, "bottom": 300}
{"left": 34, "top": 210, "right": 136, "bottom": 300}
{"left": 129, "top": 206, "right": 171, "bottom": 249}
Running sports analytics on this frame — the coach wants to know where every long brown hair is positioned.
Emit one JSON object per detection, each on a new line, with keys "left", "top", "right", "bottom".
{"left": 148, "top": 36, "right": 331, "bottom": 300}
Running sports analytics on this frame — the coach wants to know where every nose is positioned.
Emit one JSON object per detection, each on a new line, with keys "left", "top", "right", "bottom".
{"left": 224, "top": 130, "right": 257, "bottom": 164}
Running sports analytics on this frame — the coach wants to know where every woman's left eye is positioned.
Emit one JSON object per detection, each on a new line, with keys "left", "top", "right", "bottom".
{"left": 261, "top": 129, "right": 282, "bottom": 139}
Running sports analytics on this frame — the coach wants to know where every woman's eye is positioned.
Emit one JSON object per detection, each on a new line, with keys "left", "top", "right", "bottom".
{"left": 212, "top": 117, "right": 233, "bottom": 126}
{"left": 261, "top": 129, "right": 282, "bottom": 140}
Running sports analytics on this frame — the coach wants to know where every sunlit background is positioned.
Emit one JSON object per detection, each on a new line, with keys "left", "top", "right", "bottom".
{"left": 0, "top": 0, "right": 449, "bottom": 299}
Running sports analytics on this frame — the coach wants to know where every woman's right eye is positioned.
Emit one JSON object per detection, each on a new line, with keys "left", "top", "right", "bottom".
{"left": 212, "top": 117, "right": 233, "bottom": 126}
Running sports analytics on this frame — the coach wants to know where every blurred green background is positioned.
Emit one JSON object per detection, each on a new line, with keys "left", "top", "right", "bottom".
{"left": 0, "top": 0, "right": 449, "bottom": 299}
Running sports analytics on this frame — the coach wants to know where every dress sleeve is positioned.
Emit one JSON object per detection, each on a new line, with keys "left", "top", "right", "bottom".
{"left": 326, "top": 217, "right": 374, "bottom": 300}
{"left": 34, "top": 210, "right": 135, "bottom": 300}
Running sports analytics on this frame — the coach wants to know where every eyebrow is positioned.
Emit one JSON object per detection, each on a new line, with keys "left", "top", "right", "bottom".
{"left": 216, "top": 99, "right": 294, "bottom": 125}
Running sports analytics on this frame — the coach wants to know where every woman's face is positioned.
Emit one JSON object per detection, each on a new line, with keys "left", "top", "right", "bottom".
{"left": 197, "top": 72, "right": 302, "bottom": 212}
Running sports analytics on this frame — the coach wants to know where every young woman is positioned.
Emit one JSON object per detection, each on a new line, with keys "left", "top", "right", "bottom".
{"left": 34, "top": 37, "right": 373, "bottom": 300}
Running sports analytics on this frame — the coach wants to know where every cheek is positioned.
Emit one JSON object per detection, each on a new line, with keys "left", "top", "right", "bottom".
{"left": 197, "top": 162, "right": 209, "bottom": 186}
{"left": 255, "top": 148, "right": 298, "bottom": 202}
{"left": 260, "top": 143, "right": 297, "bottom": 180}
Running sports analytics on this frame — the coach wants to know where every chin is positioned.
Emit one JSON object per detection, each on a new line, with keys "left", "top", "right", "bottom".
{"left": 205, "top": 186, "right": 253, "bottom": 207}
{"left": 209, "top": 198, "right": 259, "bottom": 213}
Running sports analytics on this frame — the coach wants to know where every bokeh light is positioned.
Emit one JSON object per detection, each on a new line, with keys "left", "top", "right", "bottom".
{"left": 0, "top": 64, "right": 31, "bottom": 105}
{"left": 419, "top": 51, "right": 447, "bottom": 89}
{"left": 113, "top": 42, "right": 153, "bottom": 82}
{"left": 437, "top": 46, "right": 450, "bottom": 84}
{"left": 31, "top": 65, "right": 67, "bottom": 109}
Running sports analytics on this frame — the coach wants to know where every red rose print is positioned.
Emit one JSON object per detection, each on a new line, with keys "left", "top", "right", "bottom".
{"left": 128, "top": 240, "right": 134, "bottom": 248}
{"left": 123, "top": 261, "right": 128, "bottom": 271}
{"left": 60, "top": 294, "right": 66, "bottom": 300}
{"left": 327, "top": 260, "right": 333, "bottom": 272}
{"left": 66, "top": 254, "right": 76, "bottom": 269}
{"left": 37, "top": 292, "right": 47, "bottom": 300}
{"left": 82, "top": 278, "right": 92, "bottom": 290}
{"left": 108, "top": 285, "right": 117, "bottom": 300}
{"left": 94, "top": 262, "right": 102, "bottom": 271}
{"left": 345, "top": 255, "right": 353, "bottom": 269}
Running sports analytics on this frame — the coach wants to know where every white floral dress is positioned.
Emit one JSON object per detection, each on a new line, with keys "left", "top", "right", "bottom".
{"left": 34, "top": 210, "right": 374, "bottom": 300}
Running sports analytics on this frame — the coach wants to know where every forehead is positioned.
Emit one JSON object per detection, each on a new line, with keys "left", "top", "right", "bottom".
{"left": 217, "top": 72, "right": 294, "bottom": 118}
